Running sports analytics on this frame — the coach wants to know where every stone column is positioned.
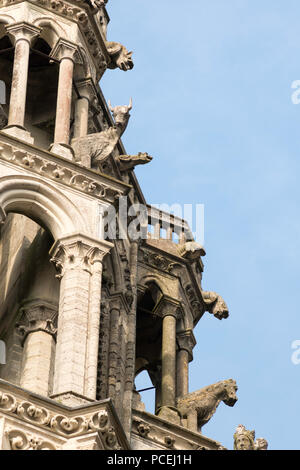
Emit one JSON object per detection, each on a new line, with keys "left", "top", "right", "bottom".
{"left": 154, "top": 220, "right": 161, "bottom": 240}
{"left": 17, "top": 301, "right": 58, "bottom": 396}
{"left": 176, "top": 330, "right": 196, "bottom": 398}
{"left": 73, "top": 79, "right": 96, "bottom": 139}
{"left": 84, "top": 247, "right": 105, "bottom": 399}
{"left": 3, "top": 22, "right": 41, "bottom": 143}
{"left": 50, "top": 39, "right": 83, "bottom": 161}
{"left": 157, "top": 298, "right": 181, "bottom": 424}
{"left": 50, "top": 235, "right": 112, "bottom": 405}
{"left": 107, "top": 299, "right": 121, "bottom": 401}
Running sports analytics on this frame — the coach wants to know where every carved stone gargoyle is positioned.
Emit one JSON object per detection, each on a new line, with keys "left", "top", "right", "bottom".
{"left": 233, "top": 425, "right": 268, "bottom": 450}
{"left": 106, "top": 41, "right": 134, "bottom": 71}
{"left": 202, "top": 291, "right": 229, "bottom": 320}
{"left": 178, "top": 241, "right": 206, "bottom": 261}
{"left": 116, "top": 152, "right": 153, "bottom": 172}
{"left": 177, "top": 379, "right": 238, "bottom": 433}
{"left": 72, "top": 99, "right": 132, "bottom": 169}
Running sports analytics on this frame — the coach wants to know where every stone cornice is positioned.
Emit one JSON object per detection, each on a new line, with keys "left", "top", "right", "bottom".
{"left": 0, "top": 132, "right": 131, "bottom": 203}
{"left": 0, "top": 379, "right": 130, "bottom": 450}
{"left": 132, "top": 409, "right": 224, "bottom": 451}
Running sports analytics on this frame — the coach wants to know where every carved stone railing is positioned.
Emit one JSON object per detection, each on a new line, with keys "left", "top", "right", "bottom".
{"left": 0, "top": 131, "right": 131, "bottom": 203}
{"left": 131, "top": 410, "right": 224, "bottom": 451}
{"left": 146, "top": 205, "right": 194, "bottom": 244}
{"left": 0, "top": 379, "right": 130, "bottom": 450}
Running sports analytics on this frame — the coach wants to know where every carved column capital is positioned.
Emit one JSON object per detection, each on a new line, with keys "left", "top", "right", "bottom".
{"left": 155, "top": 297, "right": 181, "bottom": 319}
{"left": 177, "top": 330, "right": 196, "bottom": 361}
{"left": 50, "top": 38, "right": 83, "bottom": 64}
{"left": 16, "top": 300, "right": 58, "bottom": 343}
{"left": 75, "top": 78, "right": 97, "bottom": 103}
{"left": 5, "top": 22, "right": 41, "bottom": 46}
{"left": 50, "top": 234, "right": 112, "bottom": 279}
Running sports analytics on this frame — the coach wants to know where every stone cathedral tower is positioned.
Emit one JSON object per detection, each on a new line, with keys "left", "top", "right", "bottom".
{"left": 0, "top": 0, "right": 238, "bottom": 451}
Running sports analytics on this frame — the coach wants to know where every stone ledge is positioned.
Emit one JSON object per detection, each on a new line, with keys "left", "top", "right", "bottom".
{"left": 0, "top": 379, "right": 130, "bottom": 450}
{"left": 0, "top": 131, "right": 131, "bottom": 203}
{"left": 132, "top": 409, "right": 224, "bottom": 451}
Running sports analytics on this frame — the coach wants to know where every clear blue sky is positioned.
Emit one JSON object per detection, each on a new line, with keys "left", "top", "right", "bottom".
{"left": 101, "top": 0, "right": 300, "bottom": 450}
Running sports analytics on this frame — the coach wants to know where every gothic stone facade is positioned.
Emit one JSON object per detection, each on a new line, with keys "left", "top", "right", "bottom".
{"left": 0, "top": 0, "right": 235, "bottom": 450}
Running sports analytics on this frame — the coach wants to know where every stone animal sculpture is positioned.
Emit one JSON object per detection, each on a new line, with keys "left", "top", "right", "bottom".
{"left": 178, "top": 241, "right": 206, "bottom": 260}
{"left": 202, "top": 290, "right": 229, "bottom": 320}
{"left": 106, "top": 41, "right": 134, "bottom": 71}
{"left": 116, "top": 152, "right": 153, "bottom": 172}
{"left": 233, "top": 425, "right": 268, "bottom": 451}
{"left": 72, "top": 99, "right": 132, "bottom": 169}
{"left": 177, "top": 379, "right": 238, "bottom": 433}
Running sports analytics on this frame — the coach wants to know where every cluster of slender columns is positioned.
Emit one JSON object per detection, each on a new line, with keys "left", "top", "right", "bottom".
{"left": 16, "top": 235, "right": 112, "bottom": 404}
{"left": 49, "top": 235, "right": 112, "bottom": 403}
{"left": 3, "top": 24, "right": 92, "bottom": 155}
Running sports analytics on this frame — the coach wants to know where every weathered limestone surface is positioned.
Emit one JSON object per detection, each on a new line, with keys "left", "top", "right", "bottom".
{"left": 0, "top": 0, "right": 261, "bottom": 452}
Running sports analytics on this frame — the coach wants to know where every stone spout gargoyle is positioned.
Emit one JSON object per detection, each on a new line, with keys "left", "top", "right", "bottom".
{"left": 177, "top": 379, "right": 238, "bottom": 433}
{"left": 116, "top": 152, "right": 153, "bottom": 171}
{"left": 202, "top": 291, "right": 229, "bottom": 320}
{"left": 106, "top": 41, "right": 134, "bottom": 71}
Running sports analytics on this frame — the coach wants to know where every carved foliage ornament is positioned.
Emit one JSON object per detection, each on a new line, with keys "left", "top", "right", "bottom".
{"left": 6, "top": 428, "right": 57, "bottom": 451}
{"left": 139, "top": 249, "right": 176, "bottom": 273}
{"left": 0, "top": 142, "right": 121, "bottom": 201}
{"left": 0, "top": 391, "right": 121, "bottom": 449}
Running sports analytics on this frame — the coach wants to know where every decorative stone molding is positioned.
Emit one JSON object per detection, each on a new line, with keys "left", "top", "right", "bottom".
{"left": 0, "top": 382, "right": 128, "bottom": 450}
{"left": 132, "top": 411, "right": 222, "bottom": 451}
{"left": 5, "top": 22, "right": 41, "bottom": 46}
{"left": 17, "top": 301, "right": 58, "bottom": 343}
{"left": 6, "top": 428, "right": 57, "bottom": 450}
{"left": 17, "top": 402, "right": 51, "bottom": 425}
{"left": 0, "top": 137, "right": 129, "bottom": 202}
{"left": 139, "top": 249, "right": 176, "bottom": 273}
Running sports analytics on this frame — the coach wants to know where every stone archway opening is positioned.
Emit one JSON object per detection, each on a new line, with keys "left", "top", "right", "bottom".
{"left": 0, "top": 211, "right": 59, "bottom": 396}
